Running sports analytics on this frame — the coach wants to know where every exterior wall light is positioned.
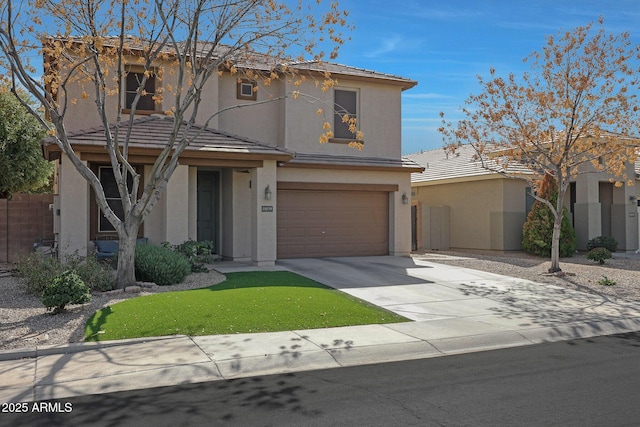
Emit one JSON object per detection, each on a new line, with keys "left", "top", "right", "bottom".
{"left": 264, "top": 185, "right": 272, "bottom": 200}
{"left": 402, "top": 192, "right": 409, "bottom": 204}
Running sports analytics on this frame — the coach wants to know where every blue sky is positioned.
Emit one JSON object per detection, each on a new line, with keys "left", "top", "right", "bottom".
{"left": 328, "top": 0, "right": 640, "bottom": 154}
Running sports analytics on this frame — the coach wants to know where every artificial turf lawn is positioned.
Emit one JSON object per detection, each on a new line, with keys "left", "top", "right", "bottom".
{"left": 84, "top": 271, "right": 409, "bottom": 341}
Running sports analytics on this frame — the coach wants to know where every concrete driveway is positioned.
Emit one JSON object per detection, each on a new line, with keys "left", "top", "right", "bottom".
{"left": 277, "top": 255, "right": 640, "bottom": 332}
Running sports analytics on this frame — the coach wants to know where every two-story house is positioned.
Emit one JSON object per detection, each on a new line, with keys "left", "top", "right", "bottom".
{"left": 41, "top": 42, "right": 421, "bottom": 266}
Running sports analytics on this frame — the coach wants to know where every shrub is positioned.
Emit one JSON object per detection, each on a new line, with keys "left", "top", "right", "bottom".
{"left": 172, "top": 240, "right": 215, "bottom": 273}
{"left": 587, "top": 247, "right": 612, "bottom": 265}
{"left": 587, "top": 236, "right": 618, "bottom": 253}
{"left": 42, "top": 271, "right": 91, "bottom": 314}
{"left": 522, "top": 177, "right": 576, "bottom": 258}
{"left": 597, "top": 275, "right": 616, "bottom": 286}
{"left": 16, "top": 251, "right": 64, "bottom": 295}
{"left": 64, "top": 253, "right": 115, "bottom": 291}
{"left": 135, "top": 244, "right": 191, "bottom": 286}
{"left": 16, "top": 251, "right": 115, "bottom": 294}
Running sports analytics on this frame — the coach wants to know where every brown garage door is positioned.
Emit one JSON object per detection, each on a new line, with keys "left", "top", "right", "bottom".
{"left": 277, "top": 189, "right": 389, "bottom": 258}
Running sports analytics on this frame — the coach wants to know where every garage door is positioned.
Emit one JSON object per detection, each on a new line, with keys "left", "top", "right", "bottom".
{"left": 277, "top": 189, "right": 389, "bottom": 258}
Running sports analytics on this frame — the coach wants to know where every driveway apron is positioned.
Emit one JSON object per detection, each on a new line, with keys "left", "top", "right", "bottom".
{"left": 277, "top": 255, "right": 640, "bottom": 332}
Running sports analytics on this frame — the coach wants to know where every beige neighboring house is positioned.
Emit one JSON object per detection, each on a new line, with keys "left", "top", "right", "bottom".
{"left": 42, "top": 47, "right": 422, "bottom": 265}
{"left": 408, "top": 144, "right": 640, "bottom": 253}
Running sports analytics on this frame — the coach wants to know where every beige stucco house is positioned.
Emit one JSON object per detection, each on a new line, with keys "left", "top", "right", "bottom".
{"left": 43, "top": 48, "right": 422, "bottom": 265}
{"left": 408, "top": 145, "right": 640, "bottom": 253}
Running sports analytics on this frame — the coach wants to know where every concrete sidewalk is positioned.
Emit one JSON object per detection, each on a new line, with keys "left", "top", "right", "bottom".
{"left": 2, "top": 255, "right": 640, "bottom": 403}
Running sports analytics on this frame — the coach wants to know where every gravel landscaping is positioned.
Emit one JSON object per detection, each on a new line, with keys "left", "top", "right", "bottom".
{"left": 414, "top": 250, "right": 640, "bottom": 301}
{"left": 1, "top": 251, "right": 639, "bottom": 351}
{"left": 0, "top": 265, "right": 225, "bottom": 351}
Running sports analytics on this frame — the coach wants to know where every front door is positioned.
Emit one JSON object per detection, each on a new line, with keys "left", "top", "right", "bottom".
{"left": 411, "top": 205, "right": 418, "bottom": 251}
{"left": 197, "top": 171, "right": 219, "bottom": 246}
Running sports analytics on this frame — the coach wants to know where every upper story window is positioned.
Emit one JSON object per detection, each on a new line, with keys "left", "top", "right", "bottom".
{"left": 124, "top": 65, "right": 158, "bottom": 113}
{"left": 333, "top": 89, "right": 358, "bottom": 140}
{"left": 237, "top": 79, "right": 257, "bottom": 101}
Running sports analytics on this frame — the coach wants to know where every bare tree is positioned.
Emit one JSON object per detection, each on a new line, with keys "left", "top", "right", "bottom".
{"left": 0, "top": 0, "right": 352, "bottom": 287}
{"left": 440, "top": 19, "right": 640, "bottom": 273}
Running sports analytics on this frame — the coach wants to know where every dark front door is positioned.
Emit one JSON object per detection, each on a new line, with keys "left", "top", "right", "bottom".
{"left": 411, "top": 205, "right": 418, "bottom": 251}
{"left": 197, "top": 171, "right": 219, "bottom": 245}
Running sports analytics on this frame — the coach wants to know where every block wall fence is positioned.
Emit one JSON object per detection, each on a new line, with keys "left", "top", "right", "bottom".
{"left": 0, "top": 194, "right": 55, "bottom": 263}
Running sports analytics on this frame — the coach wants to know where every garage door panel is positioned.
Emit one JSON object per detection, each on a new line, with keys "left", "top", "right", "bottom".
{"left": 277, "top": 189, "right": 389, "bottom": 258}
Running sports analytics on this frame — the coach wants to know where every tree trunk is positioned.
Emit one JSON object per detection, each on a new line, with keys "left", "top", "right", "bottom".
{"left": 114, "top": 222, "right": 141, "bottom": 289}
{"left": 548, "top": 182, "right": 566, "bottom": 274}
{"left": 549, "top": 212, "right": 562, "bottom": 273}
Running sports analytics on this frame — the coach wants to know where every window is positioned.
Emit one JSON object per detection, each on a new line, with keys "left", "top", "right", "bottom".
{"left": 98, "top": 167, "right": 133, "bottom": 232}
{"left": 525, "top": 187, "right": 535, "bottom": 214}
{"left": 237, "top": 79, "right": 257, "bottom": 101}
{"left": 125, "top": 66, "right": 157, "bottom": 112}
{"left": 333, "top": 89, "right": 358, "bottom": 140}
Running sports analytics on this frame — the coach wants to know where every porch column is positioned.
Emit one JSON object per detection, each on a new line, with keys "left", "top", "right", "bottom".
{"left": 188, "top": 167, "right": 197, "bottom": 241}
{"left": 390, "top": 179, "right": 412, "bottom": 256}
{"left": 611, "top": 164, "right": 639, "bottom": 251}
{"left": 58, "top": 155, "right": 90, "bottom": 256}
{"left": 250, "top": 160, "right": 277, "bottom": 266}
{"left": 163, "top": 164, "right": 190, "bottom": 245}
{"left": 573, "top": 173, "right": 601, "bottom": 250}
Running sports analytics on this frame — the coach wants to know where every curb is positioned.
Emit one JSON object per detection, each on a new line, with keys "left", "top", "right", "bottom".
{"left": 0, "top": 335, "right": 189, "bottom": 362}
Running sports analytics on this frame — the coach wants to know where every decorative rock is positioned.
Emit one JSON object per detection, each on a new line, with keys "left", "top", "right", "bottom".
{"left": 137, "top": 282, "right": 157, "bottom": 288}
{"left": 125, "top": 285, "right": 141, "bottom": 293}
{"left": 105, "top": 289, "right": 124, "bottom": 295}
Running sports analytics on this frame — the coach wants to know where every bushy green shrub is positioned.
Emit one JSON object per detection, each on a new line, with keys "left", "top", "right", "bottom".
{"left": 522, "top": 176, "right": 576, "bottom": 258}
{"left": 42, "top": 271, "right": 91, "bottom": 313}
{"left": 135, "top": 244, "right": 191, "bottom": 286}
{"left": 16, "top": 251, "right": 115, "bottom": 294}
{"left": 587, "top": 236, "right": 618, "bottom": 253}
{"left": 587, "top": 247, "right": 612, "bottom": 264}
{"left": 172, "top": 240, "right": 215, "bottom": 273}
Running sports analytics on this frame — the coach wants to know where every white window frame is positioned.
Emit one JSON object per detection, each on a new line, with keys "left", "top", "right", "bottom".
{"left": 237, "top": 79, "right": 257, "bottom": 101}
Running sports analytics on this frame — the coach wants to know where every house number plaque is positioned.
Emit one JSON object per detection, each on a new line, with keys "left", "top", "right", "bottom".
{"left": 262, "top": 206, "right": 274, "bottom": 212}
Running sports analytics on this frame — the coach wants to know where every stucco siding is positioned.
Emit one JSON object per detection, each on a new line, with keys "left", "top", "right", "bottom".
{"left": 282, "top": 78, "right": 402, "bottom": 158}
{"left": 58, "top": 156, "right": 90, "bottom": 256}
{"left": 414, "top": 179, "right": 517, "bottom": 251}
{"left": 216, "top": 74, "right": 284, "bottom": 146}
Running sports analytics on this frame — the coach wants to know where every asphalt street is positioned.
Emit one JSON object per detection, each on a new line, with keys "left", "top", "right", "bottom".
{"left": 4, "top": 332, "right": 640, "bottom": 427}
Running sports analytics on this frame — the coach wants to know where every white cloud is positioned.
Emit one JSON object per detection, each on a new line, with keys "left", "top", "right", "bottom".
{"left": 363, "top": 35, "right": 402, "bottom": 58}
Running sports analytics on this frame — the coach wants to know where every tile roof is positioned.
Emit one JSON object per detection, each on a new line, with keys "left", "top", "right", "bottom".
{"left": 285, "top": 152, "right": 424, "bottom": 172}
{"left": 56, "top": 36, "right": 416, "bottom": 90}
{"left": 288, "top": 61, "right": 417, "bottom": 90}
{"left": 42, "top": 116, "right": 420, "bottom": 171}
{"left": 42, "top": 115, "right": 293, "bottom": 160}
{"left": 408, "top": 144, "right": 506, "bottom": 184}
{"left": 409, "top": 143, "right": 640, "bottom": 184}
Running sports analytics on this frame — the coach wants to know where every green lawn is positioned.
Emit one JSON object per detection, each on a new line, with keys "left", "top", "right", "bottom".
{"left": 84, "top": 271, "right": 409, "bottom": 342}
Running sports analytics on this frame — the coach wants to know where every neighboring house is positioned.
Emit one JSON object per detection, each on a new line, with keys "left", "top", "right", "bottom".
{"left": 408, "top": 144, "right": 640, "bottom": 253}
{"left": 42, "top": 43, "right": 422, "bottom": 265}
